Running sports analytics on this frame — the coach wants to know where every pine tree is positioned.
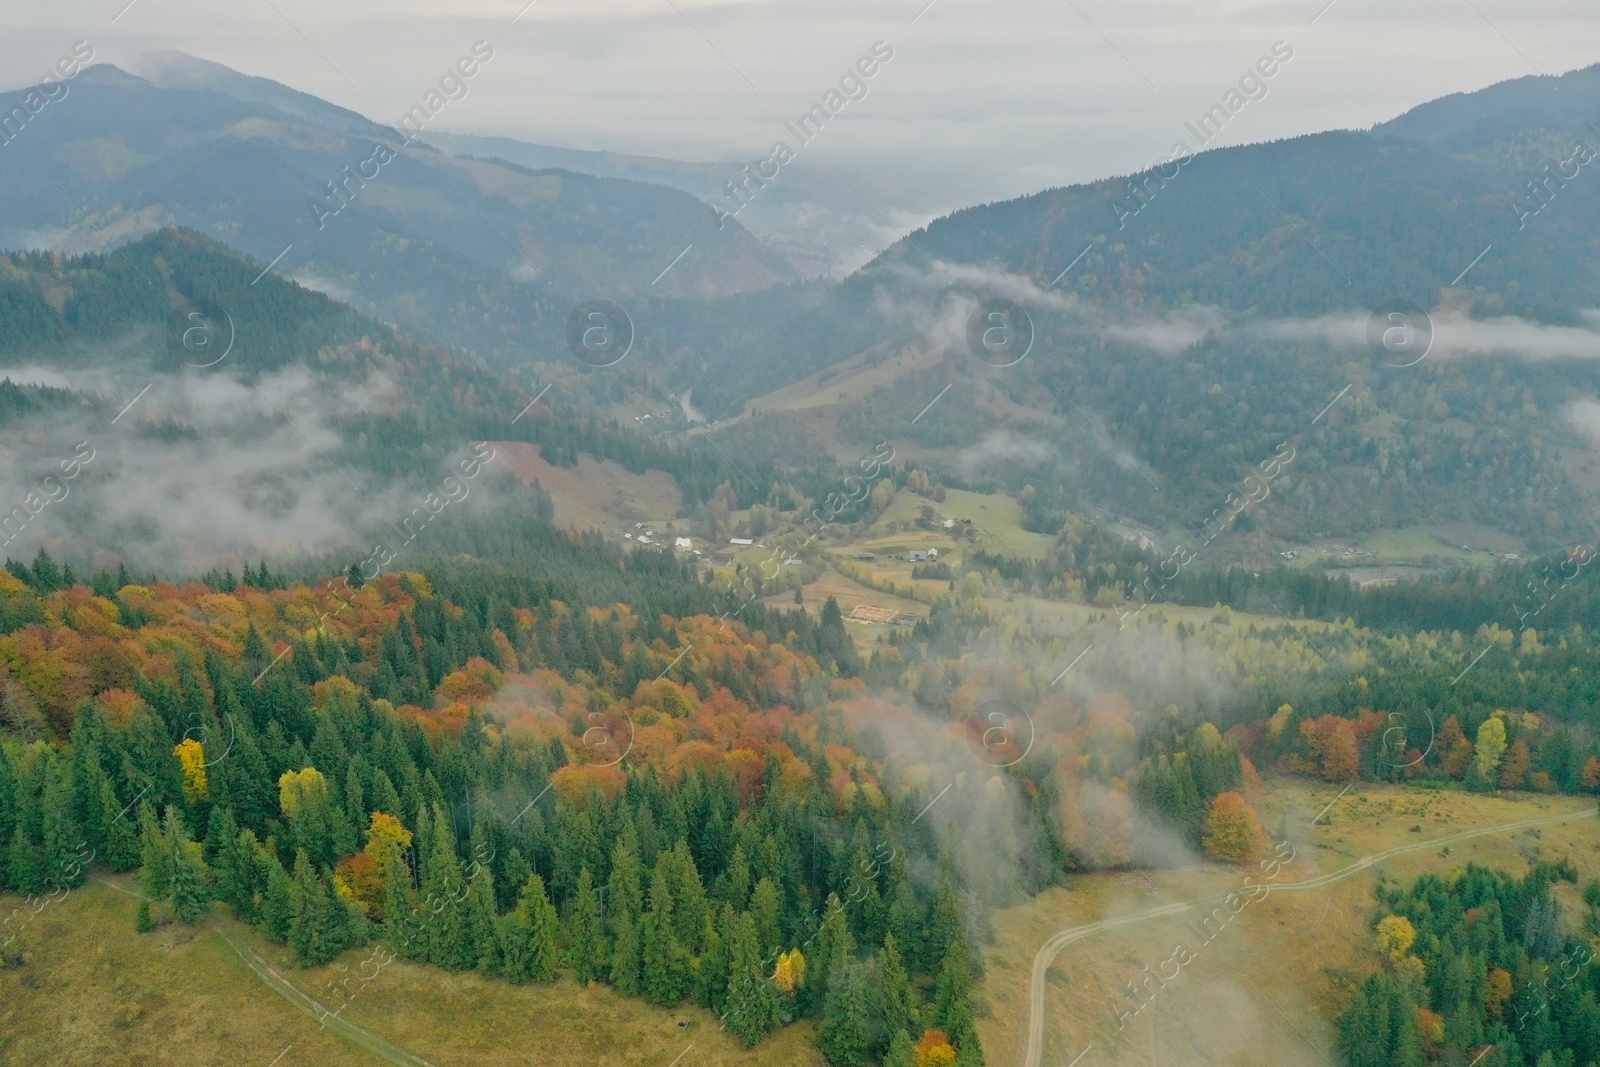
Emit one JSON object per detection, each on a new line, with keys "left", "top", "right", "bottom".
{"left": 883, "top": 1030, "right": 916, "bottom": 1067}
{"left": 820, "top": 958, "right": 871, "bottom": 1066}
{"left": 419, "top": 805, "right": 471, "bottom": 970}
{"left": 724, "top": 910, "right": 780, "bottom": 1047}
{"left": 567, "top": 866, "right": 606, "bottom": 983}
{"left": 809, "top": 894, "right": 854, "bottom": 1017}
{"left": 752, "top": 876, "right": 781, "bottom": 957}
{"left": 695, "top": 908, "right": 728, "bottom": 1009}
{"left": 135, "top": 898, "right": 154, "bottom": 933}
{"left": 261, "top": 852, "right": 295, "bottom": 943}
{"left": 950, "top": 1019, "right": 986, "bottom": 1067}
{"left": 719, "top": 844, "right": 751, "bottom": 910}
{"left": 608, "top": 839, "right": 644, "bottom": 994}
{"left": 138, "top": 804, "right": 172, "bottom": 904}
{"left": 933, "top": 942, "right": 976, "bottom": 1037}
{"left": 164, "top": 807, "right": 209, "bottom": 924}
{"left": 8, "top": 821, "right": 42, "bottom": 896}
{"left": 610, "top": 911, "right": 642, "bottom": 995}
{"left": 500, "top": 848, "right": 534, "bottom": 915}
{"left": 501, "top": 872, "right": 559, "bottom": 983}
{"left": 876, "top": 932, "right": 916, "bottom": 1050}
{"left": 99, "top": 779, "right": 141, "bottom": 871}
{"left": 642, "top": 864, "right": 690, "bottom": 1005}
{"left": 380, "top": 842, "right": 422, "bottom": 959}
{"left": 288, "top": 849, "right": 338, "bottom": 965}
{"left": 466, "top": 863, "right": 501, "bottom": 974}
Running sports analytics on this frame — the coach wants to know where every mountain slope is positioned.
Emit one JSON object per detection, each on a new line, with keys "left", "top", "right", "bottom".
{"left": 0, "top": 63, "right": 793, "bottom": 366}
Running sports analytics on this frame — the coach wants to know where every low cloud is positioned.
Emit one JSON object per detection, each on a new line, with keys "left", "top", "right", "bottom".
{"left": 1257, "top": 307, "right": 1600, "bottom": 362}
{"left": 1101, "top": 305, "right": 1223, "bottom": 354}
{"left": 1566, "top": 398, "right": 1600, "bottom": 446}
{"left": 0, "top": 363, "right": 472, "bottom": 575}
{"left": 876, "top": 261, "right": 1221, "bottom": 356}
{"left": 955, "top": 429, "right": 1052, "bottom": 477}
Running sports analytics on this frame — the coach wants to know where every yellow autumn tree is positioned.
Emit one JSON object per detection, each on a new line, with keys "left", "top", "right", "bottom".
{"left": 174, "top": 738, "right": 208, "bottom": 800}
{"left": 364, "top": 811, "right": 413, "bottom": 859}
{"left": 1202, "top": 791, "right": 1268, "bottom": 863}
{"left": 1377, "top": 914, "right": 1416, "bottom": 962}
{"left": 773, "top": 948, "right": 807, "bottom": 993}
{"left": 1485, "top": 967, "right": 1513, "bottom": 1018}
{"left": 278, "top": 766, "right": 330, "bottom": 818}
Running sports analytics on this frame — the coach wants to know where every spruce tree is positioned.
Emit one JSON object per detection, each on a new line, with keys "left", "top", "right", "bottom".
{"left": 380, "top": 842, "right": 422, "bottom": 959}
{"left": 261, "top": 853, "right": 295, "bottom": 943}
{"left": 568, "top": 866, "right": 606, "bottom": 984}
{"left": 607, "top": 839, "right": 644, "bottom": 993}
{"left": 934, "top": 941, "right": 976, "bottom": 1038}
{"left": 875, "top": 933, "right": 917, "bottom": 1051}
{"left": 135, "top": 898, "right": 154, "bottom": 933}
{"left": 809, "top": 894, "right": 854, "bottom": 1017}
{"left": 8, "top": 821, "right": 42, "bottom": 896}
{"left": 165, "top": 807, "right": 210, "bottom": 925}
{"left": 695, "top": 908, "right": 728, "bottom": 1009}
{"left": 950, "top": 1019, "right": 986, "bottom": 1067}
{"left": 724, "top": 910, "right": 780, "bottom": 1047}
{"left": 99, "top": 780, "right": 141, "bottom": 872}
{"left": 884, "top": 1030, "right": 916, "bottom": 1067}
{"left": 419, "top": 805, "right": 471, "bottom": 970}
{"left": 466, "top": 863, "right": 501, "bottom": 974}
{"left": 289, "top": 849, "right": 336, "bottom": 964}
{"left": 642, "top": 865, "right": 690, "bottom": 1005}
{"left": 138, "top": 804, "right": 172, "bottom": 904}
{"left": 501, "top": 872, "right": 559, "bottom": 983}
{"left": 819, "top": 958, "right": 871, "bottom": 1067}
{"left": 752, "top": 876, "right": 781, "bottom": 957}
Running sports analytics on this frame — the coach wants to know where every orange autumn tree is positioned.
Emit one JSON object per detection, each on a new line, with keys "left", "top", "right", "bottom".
{"left": 914, "top": 1030, "right": 957, "bottom": 1067}
{"left": 1202, "top": 791, "right": 1268, "bottom": 863}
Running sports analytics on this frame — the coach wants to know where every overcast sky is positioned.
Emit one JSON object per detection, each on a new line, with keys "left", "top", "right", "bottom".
{"left": 4, "top": 0, "right": 1597, "bottom": 202}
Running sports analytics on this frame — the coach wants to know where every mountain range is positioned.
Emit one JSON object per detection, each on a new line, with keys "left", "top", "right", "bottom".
{"left": 4, "top": 55, "right": 1600, "bottom": 558}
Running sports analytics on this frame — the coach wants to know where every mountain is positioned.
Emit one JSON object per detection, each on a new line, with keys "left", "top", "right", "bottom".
{"left": 0, "top": 61, "right": 793, "bottom": 365}
{"left": 651, "top": 63, "right": 1600, "bottom": 552}
{"left": 0, "top": 228, "right": 762, "bottom": 573}
{"left": 421, "top": 129, "right": 979, "bottom": 278}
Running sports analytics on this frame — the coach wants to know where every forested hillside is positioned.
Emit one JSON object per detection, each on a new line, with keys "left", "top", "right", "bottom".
{"left": 1340, "top": 863, "right": 1600, "bottom": 1067}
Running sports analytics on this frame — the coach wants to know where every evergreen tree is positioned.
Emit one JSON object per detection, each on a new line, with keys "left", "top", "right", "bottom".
{"left": 820, "top": 958, "right": 871, "bottom": 1067}
{"left": 608, "top": 839, "right": 644, "bottom": 994}
{"left": 752, "top": 876, "right": 781, "bottom": 957}
{"left": 8, "top": 821, "right": 41, "bottom": 896}
{"left": 809, "top": 894, "right": 854, "bottom": 1017}
{"left": 135, "top": 898, "right": 154, "bottom": 933}
{"left": 875, "top": 932, "right": 916, "bottom": 1052}
{"left": 466, "top": 863, "right": 501, "bottom": 974}
{"left": 380, "top": 843, "right": 423, "bottom": 960}
{"left": 419, "top": 805, "right": 471, "bottom": 970}
{"left": 724, "top": 909, "right": 781, "bottom": 1047}
{"left": 261, "top": 852, "right": 295, "bottom": 943}
{"left": 288, "top": 849, "right": 342, "bottom": 965}
{"left": 99, "top": 779, "right": 141, "bottom": 871}
{"left": 501, "top": 872, "right": 559, "bottom": 983}
{"left": 642, "top": 864, "right": 691, "bottom": 1005}
{"left": 567, "top": 866, "right": 606, "bottom": 984}
{"left": 168, "top": 813, "right": 211, "bottom": 926}
{"left": 695, "top": 908, "right": 729, "bottom": 1010}
{"left": 933, "top": 942, "right": 976, "bottom": 1038}
{"left": 138, "top": 804, "right": 172, "bottom": 904}
{"left": 883, "top": 1030, "right": 916, "bottom": 1067}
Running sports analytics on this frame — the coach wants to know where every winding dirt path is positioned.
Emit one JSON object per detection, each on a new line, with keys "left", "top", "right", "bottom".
{"left": 1021, "top": 805, "right": 1596, "bottom": 1067}
{"left": 218, "top": 932, "right": 439, "bottom": 1067}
